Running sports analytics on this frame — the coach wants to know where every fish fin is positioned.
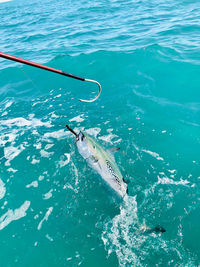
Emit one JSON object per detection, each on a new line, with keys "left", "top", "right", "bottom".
{"left": 144, "top": 225, "right": 166, "bottom": 234}
{"left": 89, "top": 155, "right": 98, "bottom": 163}
{"left": 140, "top": 222, "right": 166, "bottom": 234}
{"left": 151, "top": 225, "right": 166, "bottom": 234}
{"left": 123, "top": 178, "right": 130, "bottom": 184}
{"left": 126, "top": 187, "right": 129, "bottom": 195}
{"left": 97, "top": 162, "right": 102, "bottom": 170}
{"left": 106, "top": 147, "right": 120, "bottom": 162}
{"left": 107, "top": 147, "right": 120, "bottom": 153}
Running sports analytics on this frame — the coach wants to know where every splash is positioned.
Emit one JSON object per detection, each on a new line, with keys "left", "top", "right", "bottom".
{"left": 102, "top": 196, "right": 144, "bottom": 266}
{"left": 102, "top": 196, "right": 195, "bottom": 266}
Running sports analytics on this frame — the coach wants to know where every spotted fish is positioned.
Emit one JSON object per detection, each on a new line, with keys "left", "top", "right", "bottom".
{"left": 66, "top": 125, "right": 128, "bottom": 198}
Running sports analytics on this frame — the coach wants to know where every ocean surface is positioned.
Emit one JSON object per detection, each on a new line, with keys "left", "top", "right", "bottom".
{"left": 0, "top": 0, "right": 200, "bottom": 266}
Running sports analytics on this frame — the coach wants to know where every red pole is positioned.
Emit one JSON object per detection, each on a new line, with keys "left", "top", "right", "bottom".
{"left": 0, "top": 52, "right": 84, "bottom": 81}
{"left": 0, "top": 52, "right": 102, "bottom": 103}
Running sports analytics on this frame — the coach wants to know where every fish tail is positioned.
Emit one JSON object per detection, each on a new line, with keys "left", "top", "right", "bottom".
{"left": 147, "top": 225, "right": 166, "bottom": 234}
{"left": 140, "top": 224, "right": 166, "bottom": 234}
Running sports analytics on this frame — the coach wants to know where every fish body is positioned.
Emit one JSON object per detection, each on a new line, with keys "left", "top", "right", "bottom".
{"left": 66, "top": 125, "right": 127, "bottom": 198}
{"left": 77, "top": 133, "right": 128, "bottom": 198}
{"left": 66, "top": 125, "right": 166, "bottom": 234}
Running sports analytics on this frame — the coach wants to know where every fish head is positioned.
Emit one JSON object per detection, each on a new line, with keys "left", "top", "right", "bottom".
{"left": 76, "top": 132, "right": 95, "bottom": 160}
{"left": 66, "top": 125, "right": 97, "bottom": 160}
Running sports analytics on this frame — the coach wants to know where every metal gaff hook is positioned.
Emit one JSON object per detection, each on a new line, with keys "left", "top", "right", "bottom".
{"left": 0, "top": 52, "right": 102, "bottom": 103}
{"left": 79, "top": 79, "right": 102, "bottom": 103}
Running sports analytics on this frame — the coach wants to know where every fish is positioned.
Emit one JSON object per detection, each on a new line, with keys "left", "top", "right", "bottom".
{"left": 66, "top": 125, "right": 166, "bottom": 234}
{"left": 66, "top": 125, "right": 128, "bottom": 198}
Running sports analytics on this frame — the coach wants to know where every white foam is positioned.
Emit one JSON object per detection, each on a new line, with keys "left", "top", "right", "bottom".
{"left": 28, "top": 113, "right": 35, "bottom": 119}
{"left": 157, "top": 176, "right": 189, "bottom": 186}
{"left": 31, "top": 158, "right": 40, "bottom": 164}
{"left": 102, "top": 193, "right": 194, "bottom": 266}
{"left": 69, "top": 114, "right": 85, "bottom": 123}
{"left": 38, "top": 175, "right": 44, "bottom": 181}
{"left": 46, "top": 234, "right": 53, "bottom": 241}
{"left": 54, "top": 94, "right": 61, "bottom": 98}
{"left": 26, "top": 181, "right": 38, "bottom": 188}
{"left": 40, "top": 149, "right": 54, "bottom": 158}
{"left": 37, "top": 207, "right": 53, "bottom": 230}
{"left": 43, "top": 189, "right": 53, "bottom": 200}
{"left": 7, "top": 168, "right": 17, "bottom": 173}
{"left": 59, "top": 153, "right": 70, "bottom": 168}
{"left": 0, "top": 131, "right": 17, "bottom": 146}
{"left": 4, "top": 144, "right": 25, "bottom": 165}
{"left": 32, "top": 130, "right": 39, "bottom": 135}
{"left": 0, "top": 179, "right": 6, "bottom": 200}
{"left": 33, "top": 143, "right": 41, "bottom": 150}
{"left": 4, "top": 100, "right": 13, "bottom": 110}
{"left": 45, "top": 144, "right": 54, "bottom": 150}
{"left": 99, "top": 133, "right": 119, "bottom": 144}
{"left": 85, "top": 127, "right": 101, "bottom": 138}
{"left": 101, "top": 196, "right": 142, "bottom": 266}
{"left": 44, "top": 129, "right": 69, "bottom": 140}
{"left": 168, "top": 169, "right": 176, "bottom": 174}
{"left": 50, "top": 111, "right": 59, "bottom": 119}
{"left": 142, "top": 149, "right": 164, "bottom": 161}
{"left": 0, "top": 201, "right": 30, "bottom": 230}
{"left": 0, "top": 117, "right": 52, "bottom": 128}
{"left": 1, "top": 111, "right": 8, "bottom": 116}
{"left": 71, "top": 162, "right": 79, "bottom": 186}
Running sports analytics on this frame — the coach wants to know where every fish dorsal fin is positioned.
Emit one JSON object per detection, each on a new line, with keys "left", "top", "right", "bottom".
{"left": 107, "top": 147, "right": 120, "bottom": 153}
{"left": 106, "top": 147, "right": 120, "bottom": 162}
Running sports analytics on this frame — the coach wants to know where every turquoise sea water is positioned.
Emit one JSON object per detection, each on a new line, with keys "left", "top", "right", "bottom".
{"left": 0, "top": 0, "right": 200, "bottom": 266}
